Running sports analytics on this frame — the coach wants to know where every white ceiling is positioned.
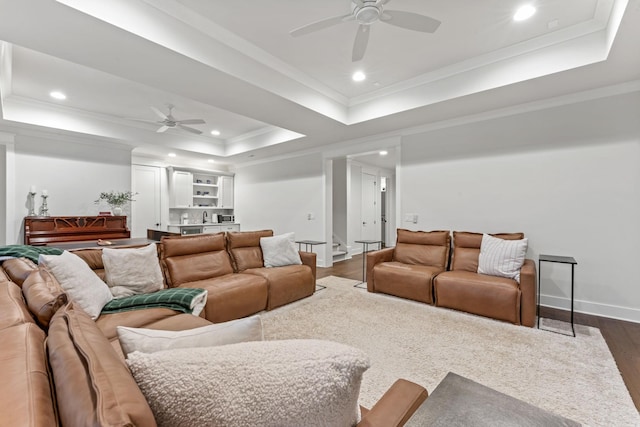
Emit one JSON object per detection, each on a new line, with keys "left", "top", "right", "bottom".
{"left": 0, "top": 0, "right": 638, "bottom": 170}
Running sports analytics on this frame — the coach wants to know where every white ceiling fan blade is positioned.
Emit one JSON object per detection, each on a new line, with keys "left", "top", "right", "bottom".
{"left": 290, "top": 13, "right": 352, "bottom": 37}
{"left": 352, "top": 24, "right": 370, "bottom": 62}
{"left": 156, "top": 125, "right": 170, "bottom": 133}
{"left": 381, "top": 10, "right": 441, "bottom": 33}
{"left": 150, "top": 106, "right": 168, "bottom": 120}
{"left": 176, "top": 119, "right": 206, "bottom": 125}
{"left": 178, "top": 124, "right": 203, "bottom": 135}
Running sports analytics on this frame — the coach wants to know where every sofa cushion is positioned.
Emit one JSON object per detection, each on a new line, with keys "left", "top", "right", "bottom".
{"left": 245, "top": 265, "right": 314, "bottom": 310}
{"left": 478, "top": 233, "right": 528, "bottom": 283}
{"left": 260, "top": 232, "right": 302, "bottom": 268}
{"left": 117, "top": 315, "right": 263, "bottom": 356}
{"left": 393, "top": 229, "right": 450, "bottom": 269}
{"left": 21, "top": 268, "right": 67, "bottom": 329}
{"left": 47, "top": 303, "right": 157, "bottom": 427}
{"left": 161, "top": 233, "right": 234, "bottom": 286}
{"left": 39, "top": 251, "right": 113, "bottom": 320}
{"left": 95, "top": 307, "right": 193, "bottom": 341}
{"left": 102, "top": 243, "right": 164, "bottom": 297}
{"left": 126, "top": 339, "right": 370, "bottom": 427}
{"left": 451, "top": 231, "right": 525, "bottom": 272}
{"left": 434, "top": 271, "right": 521, "bottom": 324}
{"left": 177, "top": 273, "right": 268, "bottom": 323}
{"left": 0, "top": 323, "right": 57, "bottom": 427}
{"left": 0, "top": 281, "right": 37, "bottom": 330}
{"left": 226, "top": 229, "right": 273, "bottom": 272}
{"left": 372, "top": 261, "right": 442, "bottom": 304}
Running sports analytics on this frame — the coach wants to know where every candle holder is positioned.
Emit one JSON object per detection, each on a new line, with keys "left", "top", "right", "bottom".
{"left": 39, "top": 195, "right": 50, "bottom": 217}
{"left": 28, "top": 191, "right": 37, "bottom": 216}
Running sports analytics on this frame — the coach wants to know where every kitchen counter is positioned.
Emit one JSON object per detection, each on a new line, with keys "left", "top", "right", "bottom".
{"left": 166, "top": 223, "right": 241, "bottom": 235}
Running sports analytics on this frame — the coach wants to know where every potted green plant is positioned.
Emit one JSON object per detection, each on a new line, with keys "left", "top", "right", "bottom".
{"left": 94, "top": 191, "right": 137, "bottom": 216}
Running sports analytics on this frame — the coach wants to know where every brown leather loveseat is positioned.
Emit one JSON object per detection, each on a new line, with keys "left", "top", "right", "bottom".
{"left": 367, "top": 229, "right": 536, "bottom": 327}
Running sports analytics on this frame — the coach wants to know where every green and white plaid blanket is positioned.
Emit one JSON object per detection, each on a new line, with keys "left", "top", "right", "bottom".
{"left": 101, "top": 288, "right": 208, "bottom": 315}
{"left": 0, "top": 245, "right": 63, "bottom": 263}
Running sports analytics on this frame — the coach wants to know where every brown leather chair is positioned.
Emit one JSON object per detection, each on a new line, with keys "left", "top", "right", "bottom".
{"left": 367, "top": 229, "right": 451, "bottom": 304}
{"left": 434, "top": 231, "right": 537, "bottom": 327}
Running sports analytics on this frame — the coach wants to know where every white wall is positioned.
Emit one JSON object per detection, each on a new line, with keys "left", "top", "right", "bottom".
{"left": 332, "top": 158, "right": 348, "bottom": 250}
{"left": 400, "top": 91, "right": 640, "bottom": 322}
{"left": 234, "top": 153, "right": 327, "bottom": 265}
{"left": 11, "top": 134, "right": 132, "bottom": 243}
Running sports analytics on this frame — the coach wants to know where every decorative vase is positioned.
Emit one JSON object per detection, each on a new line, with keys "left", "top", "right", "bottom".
{"left": 113, "top": 207, "right": 123, "bottom": 216}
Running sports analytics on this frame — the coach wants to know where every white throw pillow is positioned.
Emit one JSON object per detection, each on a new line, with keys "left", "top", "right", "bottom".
{"left": 102, "top": 243, "right": 164, "bottom": 298}
{"left": 478, "top": 234, "right": 528, "bottom": 283}
{"left": 260, "top": 232, "right": 302, "bottom": 268}
{"left": 126, "top": 339, "right": 369, "bottom": 427}
{"left": 39, "top": 251, "right": 113, "bottom": 319}
{"left": 117, "top": 315, "right": 263, "bottom": 357}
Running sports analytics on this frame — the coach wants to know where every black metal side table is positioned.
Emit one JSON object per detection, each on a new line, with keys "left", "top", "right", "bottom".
{"left": 295, "top": 240, "right": 326, "bottom": 252}
{"left": 355, "top": 240, "right": 382, "bottom": 287}
{"left": 537, "top": 254, "right": 577, "bottom": 337}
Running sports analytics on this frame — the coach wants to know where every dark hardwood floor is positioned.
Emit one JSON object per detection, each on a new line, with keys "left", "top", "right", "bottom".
{"left": 317, "top": 254, "right": 640, "bottom": 412}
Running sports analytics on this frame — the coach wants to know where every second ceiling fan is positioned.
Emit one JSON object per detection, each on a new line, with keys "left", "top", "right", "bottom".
{"left": 290, "top": 0, "right": 441, "bottom": 62}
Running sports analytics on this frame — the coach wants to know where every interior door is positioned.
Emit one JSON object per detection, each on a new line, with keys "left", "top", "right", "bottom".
{"left": 132, "top": 165, "right": 161, "bottom": 238}
{"left": 361, "top": 172, "right": 377, "bottom": 241}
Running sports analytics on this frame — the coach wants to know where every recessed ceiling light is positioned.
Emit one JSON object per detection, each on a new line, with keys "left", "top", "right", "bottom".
{"left": 352, "top": 71, "right": 366, "bottom": 82}
{"left": 207, "top": 159, "right": 215, "bottom": 163}
{"left": 379, "top": 150, "right": 388, "bottom": 156}
{"left": 49, "top": 91, "right": 66, "bottom": 100}
{"left": 168, "top": 152, "right": 177, "bottom": 158}
{"left": 514, "top": 5, "right": 536, "bottom": 21}
{"left": 211, "top": 130, "right": 221, "bottom": 136}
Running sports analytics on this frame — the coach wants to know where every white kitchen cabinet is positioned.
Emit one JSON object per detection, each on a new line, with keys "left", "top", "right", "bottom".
{"left": 170, "top": 170, "right": 193, "bottom": 208}
{"left": 218, "top": 223, "right": 240, "bottom": 232}
{"left": 219, "top": 175, "right": 234, "bottom": 209}
{"left": 203, "top": 225, "right": 221, "bottom": 233}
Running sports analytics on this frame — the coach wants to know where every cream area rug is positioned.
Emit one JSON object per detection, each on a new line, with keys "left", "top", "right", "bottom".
{"left": 260, "top": 276, "right": 640, "bottom": 427}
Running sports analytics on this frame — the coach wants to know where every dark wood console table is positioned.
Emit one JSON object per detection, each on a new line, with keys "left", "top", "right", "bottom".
{"left": 24, "top": 216, "right": 130, "bottom": 246}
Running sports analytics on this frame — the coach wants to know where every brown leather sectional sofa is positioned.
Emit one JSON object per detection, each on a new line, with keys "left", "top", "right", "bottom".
{"left": 0, "top": 230, "right": 428, "bottom": 426}
{"left": 367, "top": 229, "right": 537, "bottom": 327}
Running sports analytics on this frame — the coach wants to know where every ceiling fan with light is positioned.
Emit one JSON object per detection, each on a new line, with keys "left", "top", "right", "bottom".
{"left": 151, "top": 104, "right": 206, "bottom": 135}
{"left": 290, "top": 0, "right": 441, "bottom": 62}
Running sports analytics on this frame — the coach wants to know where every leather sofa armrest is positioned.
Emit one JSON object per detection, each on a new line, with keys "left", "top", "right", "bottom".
{"left": 519, "top": 259, "right": 537, "bottom": 327}
{"left": 357, "top": 379, "right": 428, "bottom": 427}
{"left": 299, "top": 251, "right": 317, "bottom": 281}
{"left": 366, "top": 248, "right": 394, "bottom": 292}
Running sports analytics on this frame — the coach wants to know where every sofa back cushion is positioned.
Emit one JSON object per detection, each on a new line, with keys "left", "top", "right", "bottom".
{"left": 451, "top": 231, "right": 525, "bottom": 272}
{"left": 393, "top": 229, "right": 451, "bottom": 269}
{"left": 22, "top": 268, "right": 67, "bottom": 329}
{"left": 0, "top": 258, "right": 37, "bottom": 287}
{"left": 160, "top": 233, "right": 233, "bottom": 287}
{"left": 226, "top": 230, "right": 273, "bottom": 272}
{"left": 71, "top": 248, "right": 107, "bottom": 280}
{"left": 47, "top": 303, "right": 157, "bottom": 427}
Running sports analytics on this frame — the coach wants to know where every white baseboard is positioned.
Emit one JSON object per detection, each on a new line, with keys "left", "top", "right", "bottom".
{"left": 540, "top": 294, "right": 640, "bottom": 324}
